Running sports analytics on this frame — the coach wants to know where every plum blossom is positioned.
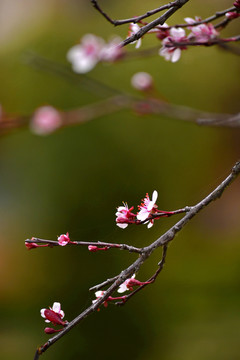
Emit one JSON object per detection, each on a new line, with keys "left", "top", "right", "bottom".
{"left": 225, "top": 11, "right": 240, "bottom": 19}
{"left": 185, "top": 18, "right": 219, "bottom": 42}
{"left": 131, "top": 72, "right": 153, "bottom": 91}
{"left": 118, "top": 274, "right": 152, "bottom": 293}
{"left": 67, "top": 34, "right": 104, "bottom": 73}
{"left": 159, "top": 27, "right": 187, "bottom": 63}
{"left": 137, "top": 190, "right": 158, "bottom": 228}
{"left": 116, "top": 203, "right": 136, "bottom": 229}
{"left": 118, "top": 274, "right": 136, "bottom": 293}
{"left": 156, "top": 23, "right": 170, "bottom": 40}
{"left": 30, "top": 106, "right": 62, "bottom": 135}
{"left": 58, "top": 232, "right": 71, "bottom": 246}
{"left": 128, "top": 23, "right": 142, "bottom": 48}
{"left": 99, "top": 36, "right": 124, "bottom": 62}
{"left": 40, "top": 302, "right": 66, "bottom": 326}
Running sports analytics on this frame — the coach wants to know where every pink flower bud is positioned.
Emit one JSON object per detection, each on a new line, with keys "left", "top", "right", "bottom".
{"left": 58, "top": 233, "right": 71, "bottom": 246}
{"left": 88, "top": 245, "right": 99, "bottom": 252}
{"left": 131, "top": 72, "right": 153, "bottom": 91}
{"left": 44, "top": 327, "right": 63, "bottom": 334}
{"left": 234, "top": 0, "right": 240, "bottom": 9}
{"left": 43, "top": 309, "right": 66, "bottom": 326}
{"left": 225, "top": 11, "right": 240, "bottom": 19}
{"left": 30, "top": 106, "right": 62, "bottom": 136}
{"left": 25, "top": 241, "right": 39, "bottom": 250}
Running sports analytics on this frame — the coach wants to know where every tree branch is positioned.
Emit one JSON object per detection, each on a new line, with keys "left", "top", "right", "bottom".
{"left": 33, "top": 160, "right": 240, "bottom": 359}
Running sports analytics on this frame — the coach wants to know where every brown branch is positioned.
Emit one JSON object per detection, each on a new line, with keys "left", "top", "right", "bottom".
{"left": 91, "top": 0, "right": 178, "bottom": 26}
{"left": 120, "top": 0, "right": 190, "bottom": 47}
{"left": 33, "top": 160, "right": 240, "bottom": 359}
{"left": 166, "top": 35, "right": 240, "bottom": 48}
{"left": 25, "top": 238, "right": 143, "bottom": 254}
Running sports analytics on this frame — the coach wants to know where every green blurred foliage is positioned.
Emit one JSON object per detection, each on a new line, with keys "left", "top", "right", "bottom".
{"left": 0, "top": 1, "right": 240, "bottom": 359}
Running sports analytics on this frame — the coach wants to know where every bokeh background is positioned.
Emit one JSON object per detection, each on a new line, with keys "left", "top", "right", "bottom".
{"left": 0, "top": 0, "right": 240, "bottom": 359}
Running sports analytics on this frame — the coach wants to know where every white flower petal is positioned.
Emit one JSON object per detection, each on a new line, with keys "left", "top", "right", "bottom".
{"left": 117, "top": 223, "right": 128, "bottom": 229}
{"left": 40, "top": 308, "right": 46, "bottom": 318}
{"left": 152, "top": 190, "right": 158, "bottom": 204}
{"left": 147, "top": 221, "right": 154, "bottom": 229}
{"left": 171, "top": 48, "right": 181, "bottom": 63}
{"left": 52, "top": 302, "right": 61, "bottom": 313}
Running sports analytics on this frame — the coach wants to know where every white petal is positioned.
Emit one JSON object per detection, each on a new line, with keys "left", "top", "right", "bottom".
{"left": 147, "top": 221, "right": 154, "bottom": 229}
{"left": 171, "top": 48, "right": 181, "bottom": 63}
{"left": 184, "top": 17, "right": 195, "bottom": 24}
{"left": 170, "top": 27, "right": 185, "bottom": 39}
{"left": 135, "top": 38, "right": 142, "bottom": 49}
{"left": 117, "top": 223, "right": 128, "bottom": 229}
{"left": 152, "top": 190, "right": 158, "bottom": 204}
{"left": 137, "top": 210, "right": 149, "bottom": 221}
{"left": 52, "top": 302, "right": 61, "bottom": 313}
{"left": 40, "top": 308, "right": 46, "bottom": 318}
{"left": 117, "top": 283, "right": 128, "bottom": 293}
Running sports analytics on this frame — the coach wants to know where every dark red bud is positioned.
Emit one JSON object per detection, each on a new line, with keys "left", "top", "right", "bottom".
{"left": 44, "top": 309, "right": 66, "bottom": 326}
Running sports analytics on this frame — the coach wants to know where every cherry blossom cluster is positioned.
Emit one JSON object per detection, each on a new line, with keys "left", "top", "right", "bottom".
{"left": 40, "top": 302, "right": 68, "bottom": 334}
{"left": 116, "top": 190, "right": 176, "bottom": 229}
{"left": 67, "top": 34, "right": 124, "bottom": 73}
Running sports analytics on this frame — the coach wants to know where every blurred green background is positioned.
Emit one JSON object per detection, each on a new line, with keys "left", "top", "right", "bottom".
{"left": 0, "top": 0, "right": 240, "bottom": 359}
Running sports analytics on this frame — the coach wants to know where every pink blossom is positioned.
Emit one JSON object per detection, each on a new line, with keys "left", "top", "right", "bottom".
{"left": 128, "top": 23, "right": 142, "bottom": 48}
{"left": 30, "top": 106, "right": 62, "bottom": 135}
{"left": 137, "top": 190, "right": 158, "bottom": 228}
{"left": 116, "top": 203, "right": 136, "bottom": 229}
{"left": 118, "top": 274, "right": 151, "bottom": 293}
{"left": 99, "top": 36, "right": 124, "bottom": 62}
{"left": 131, "top": 72, "right": 153, "bottom": 91}
{"left": 156, "top": 23, "right": 170, "bottom": 40}
{"left": 234, "top": 0, "right": 240, "bottom": 9}
{"left": 57, "top": 232, "right": 71, "bottom": 246}
{"left": 40, "top": 302, "right": 66, "bottom": 326}
{"left": 118, "top": 274, "right": 136, "bottom": 293}
{"left": 185, "top": 18, "right": 219, "bottom": 42}
{"left": 67, "top": 34, "right": 105, "bottom": 73}
{"left": 159, "top": 27, "right": 187, "bottom": 63}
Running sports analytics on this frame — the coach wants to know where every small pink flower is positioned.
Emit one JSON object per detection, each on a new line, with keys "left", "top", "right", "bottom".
{"left": 128, "top": 23, "right": 142, "bottom": 48}
{"left": 137, "top": 190, "right": 158, "bottom": 228}
{"left": 30, "top": 106, "right": 62, "bottom": 136}
{"left": 118, "top": 274, "right": 136, "bottom": 293}
{"left": 159, "top": 27, "right": 187, "bottom": 62}
{"left": 67, "top": 34, "right": 105, "bottom": 73}
{"left": 40, "top": 302, "right": 66, "bottom": 326}
{"left": 118, "top": 274, "right": 151, "bottom": 293}
{"left": 116, "top": 203, "right": 136, "bottom": 229}
{"left": 131, "top": 72, "right": 153, "bottom": 91}
{"left": 57, "top": 233, "right": 71, "bottom": 246}
{"left": 185, "top": 18, "right": 219, "bottom": 42}
{"left": 25, "top": 241, "right": 39, "bottom": 250}
{"left": 100, "top": 36, "right": 124, "bottom": 62}
{"left": 156, "top": 23, "right": 170, "bottom": 40}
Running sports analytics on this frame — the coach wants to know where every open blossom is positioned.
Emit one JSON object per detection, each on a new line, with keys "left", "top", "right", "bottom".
{"left": 40, "top": 302, "right": 66, "bottom": 326}
{"left": 58, "top": 232, "right": 71, "bottom": 246}
{"left": 30, "top": 106, "right": 62, "bottom": 135}
{"left": 185, "top": 17, "right": 219, "bottom": 42}
{"left": 131, "top": 72, "right": 153, "bottom": 91}
{"left": 99, "top": 36, "right": 124, "bottom": 62}
{"left": 159, "top": 27, "right": 187, "bottom": 63}
{"left": 67, "top": 34, "right": 104, "bottom": 73}
{"left": 116, "top": 203, "right": 136, "bottom": 229}
{"left": 128, "top": 23, "right": 142, "bottom": 48}
{"left": 156, "top": 23, "right": 170, "bottom": 40}
{"left": 118, "top": 274, "right": 152, "bottom": 293}
{"left": 137, "top": 190, "right": 158, "bottom": 228}
{"left": 118, "top": 274, "right": 136, "bottom": 293}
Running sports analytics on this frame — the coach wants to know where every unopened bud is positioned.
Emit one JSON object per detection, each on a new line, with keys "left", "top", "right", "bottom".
{"left": 131, "top": 72, "right": 153, "bottom": 91}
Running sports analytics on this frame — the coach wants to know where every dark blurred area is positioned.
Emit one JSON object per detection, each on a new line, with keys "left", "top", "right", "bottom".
{"left": 0, "top": 1, "right": 240, "bottom": 359}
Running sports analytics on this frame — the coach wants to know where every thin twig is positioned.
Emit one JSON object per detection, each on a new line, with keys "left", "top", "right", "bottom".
{"left": 91, "top": 0, "right": 178, "bottom": 26}
{"left": 25, "top": 238, "right": 143, "bottom": 253}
